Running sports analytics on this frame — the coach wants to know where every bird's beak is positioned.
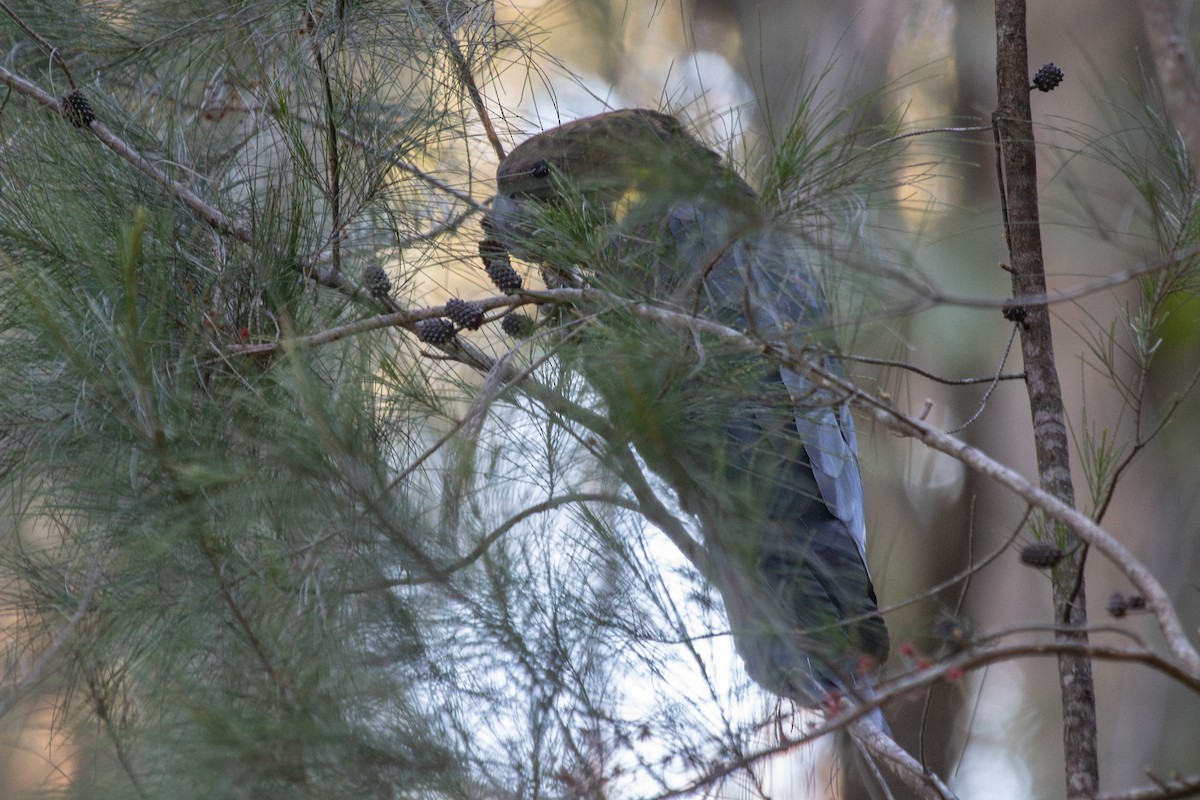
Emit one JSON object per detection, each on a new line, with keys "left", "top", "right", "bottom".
{"left": 487, "top": 191, "right": 520, "bottom": 236}
{"left": 487, "top": 191, "right": 542, "bottom": 261}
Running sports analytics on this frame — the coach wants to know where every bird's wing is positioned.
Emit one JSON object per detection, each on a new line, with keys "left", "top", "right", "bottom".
{"left": 659, "top": 199, "right": 888, "bottom": 697}
{"left": 663, "top": 203, "right": 868, "bottom": 556}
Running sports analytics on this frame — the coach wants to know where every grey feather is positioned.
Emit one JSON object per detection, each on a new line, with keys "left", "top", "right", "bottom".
{"left": 643, "top": 198, "right": 888, "bottom": 698}
{"left": 490, "top": 111, "right": 888, "bottom": 704}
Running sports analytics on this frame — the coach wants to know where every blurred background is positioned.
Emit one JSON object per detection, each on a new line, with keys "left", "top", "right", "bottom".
{"left": 2, "top": 1, "right": 1198, "bottom": 798}
{"left": 480, "top": 0, "right": 1200, "bottom": 796}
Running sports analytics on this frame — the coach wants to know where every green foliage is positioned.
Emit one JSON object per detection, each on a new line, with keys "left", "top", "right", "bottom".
{"left": 0, "top": 3, "right": 777, "bottom": 796}
{"left": 0, "top": 2, "right": 492, "bottom": 797}
{"left": 4, "top": 0, "right": 1199, "bottom": 797}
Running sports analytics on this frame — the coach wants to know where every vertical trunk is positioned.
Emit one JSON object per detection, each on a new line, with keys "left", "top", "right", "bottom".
{"left": 992, "top": 2, "right": 1100, "bottom": 797}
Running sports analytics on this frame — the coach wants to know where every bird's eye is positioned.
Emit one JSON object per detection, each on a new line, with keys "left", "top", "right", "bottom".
{"left": 531, "top": 160, "right": 550, "bottom": 179}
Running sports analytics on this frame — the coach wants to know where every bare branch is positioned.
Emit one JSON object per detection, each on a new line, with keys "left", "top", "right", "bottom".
{"left": 515, "top": 287, "right": 1200, "bottom": 678}
{"left": 841, "top": 351, "right": 1025, "bottom": 385}
{"left": 419, "top": 0, "right": 505, "bottom": 161}
{"left": 0, "top": 63, "right": 396, "bottom": 312}
{"left": 844, "top": 374, "right": 1200, "bottom": 677}
{"left": 653, "top": 637, "right": 1193, "bottom": 800}
{"left": 219, "top": 295, "right": 533, "bottom": 359}
{"left": 354, "top": 492, "right": 635, "bottom": 590}
{"left": 0, "top": 0, "right": 77, "bottom": 88}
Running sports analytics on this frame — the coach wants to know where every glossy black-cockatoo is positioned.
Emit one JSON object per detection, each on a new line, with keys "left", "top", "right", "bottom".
{"left": 486, "top": 109, "right": 889, "bottom": 708}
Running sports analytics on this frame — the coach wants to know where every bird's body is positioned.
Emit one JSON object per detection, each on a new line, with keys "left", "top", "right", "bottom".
{"left": 489, "top": 109, "right": 889, "bottom": 704}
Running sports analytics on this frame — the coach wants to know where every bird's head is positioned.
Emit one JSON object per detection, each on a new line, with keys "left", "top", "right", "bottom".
{"left": 488, "top": 109, "right": 745, "bottom": 265}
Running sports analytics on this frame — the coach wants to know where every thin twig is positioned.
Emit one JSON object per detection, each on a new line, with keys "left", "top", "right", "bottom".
{"left": 924, "top": 256, "right": 1175, "bottom": 312}
{"left": 397, "top": 206, "right": 480, "bottom": 248}
{"left": 841, "top": 351, "right": 1025, "bottom": 385}
{"left": 0, "top": 0, "right": 76, "bottom": 88}
{"left": 826, "top": 369, "right": 1200, "bottom": 676}
{"left": 0, "top": 63, "right": 395, "bottom": 313}
{"left": 516, "top": 286, "right": 1200, "bottom": 677}
{"left": 215, "top": 276, "right": 1200, "bottom": 678}
{"left": 948, "top": 323, "right": 1020, "bottom": 433}
{"left": 357, "top": 492, "right": 637, "bottom": 589}
{"left": 872, "top": 124, "right": 995, "bottom": 148}
{"left": 419, "top": 0, "right": 505, "bottom": 161}
{"left": 219, "top": 295, "right": 531, "bottom": 360}
{"left": 652, "top": 638, "right": 1195, "bottom": 800}
{"left": 1093, "top": 359, "right": 1200, "bottom": 524}
{"left": 307, "top": 9, "right": 344, "bottom": 276}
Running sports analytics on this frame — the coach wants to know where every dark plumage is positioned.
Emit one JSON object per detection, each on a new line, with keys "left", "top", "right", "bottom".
{"left": 489, "top": 109, "right": 888, "bottom": 704}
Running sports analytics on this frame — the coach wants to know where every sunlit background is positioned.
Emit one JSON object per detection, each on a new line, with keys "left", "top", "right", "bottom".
{"left": 3, "top": 0, "right": 1199, "bottom": 797}
{"left": 473, "top": 1, "right": 1200, "bottom": 795}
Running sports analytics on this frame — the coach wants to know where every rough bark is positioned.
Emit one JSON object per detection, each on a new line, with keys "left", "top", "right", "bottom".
{"left": 993, "top": 2, "right": 1100, "bottom": 797}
